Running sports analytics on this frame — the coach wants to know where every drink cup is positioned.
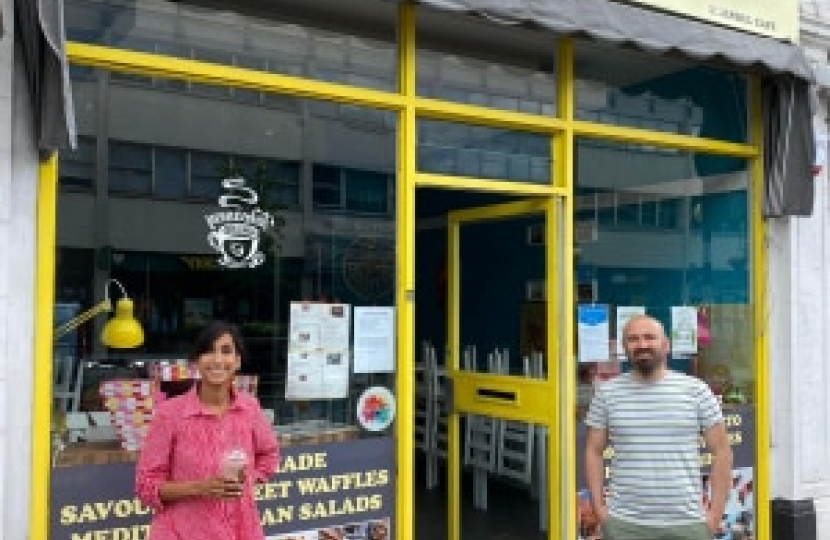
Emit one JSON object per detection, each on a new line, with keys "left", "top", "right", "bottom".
{"left": 220, "top": 447, "right": 248, "bottom": 481}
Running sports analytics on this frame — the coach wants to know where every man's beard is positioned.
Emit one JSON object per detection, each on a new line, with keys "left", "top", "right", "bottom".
{"left": 631, "top": 352, "right": 660, "bottom": 376}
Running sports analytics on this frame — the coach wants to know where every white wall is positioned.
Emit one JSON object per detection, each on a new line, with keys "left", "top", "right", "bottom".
{"left": 768, "top": 101, "right": 830, "bottom": 537}
{"left": 0, "top": 0, "right": 40, "bottom": 538}
{"left": 0, "top": 1, "right": 11, "bottom": 534}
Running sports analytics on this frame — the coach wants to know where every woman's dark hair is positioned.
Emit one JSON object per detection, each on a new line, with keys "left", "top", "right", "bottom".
{"left": 188, "top": 320, "right": 247, "bottom": 362}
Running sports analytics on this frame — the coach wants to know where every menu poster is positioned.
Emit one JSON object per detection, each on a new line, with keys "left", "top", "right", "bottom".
{"left": 671, "top": 305, "right": 698, "bottom": 357}
{"left": 615, "top": 306, "right": 646, "bottom": 358}
{"left": 577, "top": 304, "right": 610, "bottom": 363}
{"left": 353, "top": 307, "right": 395, "bottom": 374}
{"left": 286, "top": 302, "right": 351, "bottom": 400}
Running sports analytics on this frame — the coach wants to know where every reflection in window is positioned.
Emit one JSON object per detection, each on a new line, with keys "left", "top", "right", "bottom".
{"left": 59, "top": 136, "right": 96, "bottom": 190}
{"left": 234, "top": 157, "right": 301, "bottom": 209}
{"left": 313, "top": 165, "right": 392, "bottom": 214}
{"left": 575, "top": 41, "right": 747, "bottom": 142}
{"left": 344, "top": 169, "right": 390, "bottom": 214}
{"left": 109, "top": 141, "right": 152, "bottom": 195}
{"left": 191, "top": 151, "right": 230, "bottom": 200}
{"left": 418, "top": 119, "right": 551, "bottom": 183}
{"left": 65, "top": 0, "right": 398, "bottom": 92}
{"left": 416, "top": 6, "right": 556, "bottom": 115}
{"left": 155, "top": 147, "right": 188, "bottom": 199}
{"left": 313, "top": 165, "right": 342, "bottom": 209}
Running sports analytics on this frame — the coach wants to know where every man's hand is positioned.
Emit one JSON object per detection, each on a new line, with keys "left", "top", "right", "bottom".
{"left": 595, "top": 505, "right": 609, "bottom": 524}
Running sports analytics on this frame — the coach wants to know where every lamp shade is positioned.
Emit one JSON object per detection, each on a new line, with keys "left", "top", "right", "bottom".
{"left": 101, "top": 298, "right": 144, "bottom": 348}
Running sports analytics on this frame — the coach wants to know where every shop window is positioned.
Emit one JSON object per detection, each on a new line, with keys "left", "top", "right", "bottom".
{"left": 574, "top": 136, "right": 752, "bottom": 540}
{"left": 575, "top": 40, "right": 748, "bottom": 143}
{"left": 109, "top": 141, "right": 153, "bottom": 195}
{"left": 416, "top": 6, "right": 556, "bottom": 115}
{"left": 54, "top": 69, "right": 398, "bottom": 540}
{"left": 65, "top": 0, "right": 398, "bottom": 92}
{"left": 59, "top": 136, "right": 96, "bottom": 190}
{"left": 418, "top": 119, "right": 551, "bottom": 184}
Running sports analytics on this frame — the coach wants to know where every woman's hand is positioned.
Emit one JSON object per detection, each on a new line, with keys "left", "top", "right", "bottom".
{"left": 159, "top": 474, "right": 244, "bottom": 503}
{"left": 200, "top": 475, "right": 244, "bottom": 498}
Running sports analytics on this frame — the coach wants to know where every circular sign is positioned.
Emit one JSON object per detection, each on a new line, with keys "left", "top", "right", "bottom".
{"left": 356, "top": 386, "right": 396, "bottom": 432}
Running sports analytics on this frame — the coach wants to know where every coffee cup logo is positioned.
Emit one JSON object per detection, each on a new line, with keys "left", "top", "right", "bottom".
{"left": 205, "top": 178, "right": 273, "bottom": 269}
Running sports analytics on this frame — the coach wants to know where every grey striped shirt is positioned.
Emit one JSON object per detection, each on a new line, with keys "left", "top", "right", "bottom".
{"left": 585, "top": 370, "right": 723, "bottom": 525}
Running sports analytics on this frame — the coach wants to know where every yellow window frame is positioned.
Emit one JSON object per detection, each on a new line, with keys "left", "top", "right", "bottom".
{"left": 30, "top": 4, "right": 768, "bottom": 540}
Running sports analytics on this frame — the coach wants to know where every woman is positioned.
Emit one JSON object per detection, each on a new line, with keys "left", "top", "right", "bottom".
{"left": 136, "top": 320, "right": 279, "bottom": 540}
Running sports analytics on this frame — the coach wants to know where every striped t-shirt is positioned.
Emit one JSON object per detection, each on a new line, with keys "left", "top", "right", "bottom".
{"left": 585, "top": 370, "right": 723, "bottom": 525}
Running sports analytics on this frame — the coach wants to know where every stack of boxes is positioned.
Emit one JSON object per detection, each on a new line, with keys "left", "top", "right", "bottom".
{"left": 99, "top": 380, "right": 155, "bottom": 451}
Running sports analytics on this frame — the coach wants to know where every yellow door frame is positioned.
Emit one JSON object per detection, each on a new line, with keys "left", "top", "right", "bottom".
{"left": 444, "top": 197, "right": 561, "bottom": 540}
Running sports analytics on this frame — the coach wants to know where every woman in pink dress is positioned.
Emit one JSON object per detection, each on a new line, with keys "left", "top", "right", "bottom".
{"left": 136, "top": 320, "right": 279, "bottom": 540}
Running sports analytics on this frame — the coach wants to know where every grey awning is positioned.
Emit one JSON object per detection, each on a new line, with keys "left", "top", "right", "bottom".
{"left": 13, "top": 0, "right": 76, "bottom": 155}
{"left": 415, "top": 0, "right": 814, "bottom": 81}
{"left": 416, "top": 0, "right": 816, "bottom": 217}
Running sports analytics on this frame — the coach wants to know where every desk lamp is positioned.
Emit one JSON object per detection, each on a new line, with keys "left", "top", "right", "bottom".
{"left": 54, "top": 278, "right": 144, "bottom": 348}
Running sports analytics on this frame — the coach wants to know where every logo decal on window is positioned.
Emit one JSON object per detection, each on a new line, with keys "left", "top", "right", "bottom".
{"left": 205, "top": 178, "right": 274, "bottom": 269}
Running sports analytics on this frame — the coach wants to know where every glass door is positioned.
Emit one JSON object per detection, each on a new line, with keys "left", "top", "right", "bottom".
{"left": 445, "top": 197, "right": 559, "bottom": 540}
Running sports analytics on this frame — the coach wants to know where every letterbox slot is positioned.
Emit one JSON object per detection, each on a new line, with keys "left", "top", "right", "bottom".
{"left": 476, "top": 388, "right": 517, "bottom": 402}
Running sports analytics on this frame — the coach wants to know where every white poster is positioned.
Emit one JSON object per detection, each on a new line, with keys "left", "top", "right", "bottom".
{"left": 285, "top": 302, "right": 351, "bottom": 400}
{"left": 353, "top": 306, "right": 395, "bottom": 374}
{"left": 615, "top": 306, "right": 646, "bottom": 359}
{"left": 671, "top": 306, "right": 698, "bottom": 356}
{"left": 577, "top": 304, "right": 610, "bottom": 363}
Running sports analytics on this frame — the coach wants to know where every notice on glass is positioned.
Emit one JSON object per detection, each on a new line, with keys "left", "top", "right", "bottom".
{"left": 671, "top": 306, "right": 698, "bottom": 357}
{"left": 615, "top": 306, "right": 646, "bottom": 359}
{"left": 353, "top": 306, "right": 395, "bottom": 374}
{"left": 577, "top": 304, "right": 610, "bottom": 363}
{"left": 286, "top": 302, "right": 351, "bottom": 400}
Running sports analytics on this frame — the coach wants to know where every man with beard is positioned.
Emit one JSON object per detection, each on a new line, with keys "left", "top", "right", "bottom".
{"left": 583, "top": 315, "right": 732, "bottom": 540}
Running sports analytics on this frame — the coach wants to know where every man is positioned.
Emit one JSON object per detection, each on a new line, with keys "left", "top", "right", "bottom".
{"left": 584, "top": 314, "right": 732, "bottom": 540}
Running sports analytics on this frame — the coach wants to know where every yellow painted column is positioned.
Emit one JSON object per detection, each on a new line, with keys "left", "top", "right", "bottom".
{"left": 748, "top": 75, "right": 770, "bottom": 540}
{"left": 552, "top": 36, "right": 576, "bottom": 540}
{"left": 30, "top": 154, "right": 59, "bottom": 540}
{"left": 396, "top": 5, "right": 417, "bottom": 540}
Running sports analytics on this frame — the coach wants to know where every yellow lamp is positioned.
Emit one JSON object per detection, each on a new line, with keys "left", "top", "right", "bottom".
{"left": 54, "top": 279, "right": 144, "bottom": 349}
{"left": 101, "top": 297, "right": 144, "bottom": 348}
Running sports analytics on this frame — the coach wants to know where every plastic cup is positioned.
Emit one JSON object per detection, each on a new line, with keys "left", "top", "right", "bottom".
{"left": 220, "top": 447, "right": 248, "bottom": 481}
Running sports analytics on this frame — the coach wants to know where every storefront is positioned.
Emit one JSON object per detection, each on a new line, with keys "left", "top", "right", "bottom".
{"left": 11, "top": 1, "right": 817, "bottom": 540}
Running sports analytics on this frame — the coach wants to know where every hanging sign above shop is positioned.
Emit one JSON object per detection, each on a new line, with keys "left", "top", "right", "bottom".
{"left": 205, "top": 177, "right": 274, "bottom": 269}
{"left": 618, "top": 0, "right": 797, "bottom": 41}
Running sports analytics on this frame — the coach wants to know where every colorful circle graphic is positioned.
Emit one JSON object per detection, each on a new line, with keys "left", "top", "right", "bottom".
{"left": 356, "top": 386, "right": 396, "bottom": 432}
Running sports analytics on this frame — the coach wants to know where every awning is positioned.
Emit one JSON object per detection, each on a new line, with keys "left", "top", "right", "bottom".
{"left": 11, "top": 0, "right": 76, "bottom": 155}
{"left": 415, "top": 0, "right": 816, "bottom": 216}
{"left": 415, "top": 0, "right": 813, "bottom": 81}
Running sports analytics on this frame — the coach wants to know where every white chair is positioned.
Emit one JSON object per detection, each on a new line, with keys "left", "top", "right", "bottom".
{"left": 89, "top": 411, "right": 112, "bottom": 426}
{"left": 54, "top": 355, "right": 84, "bottom": 413}
{"left": 65, "top": 412, "right": 90, "bottom": 442}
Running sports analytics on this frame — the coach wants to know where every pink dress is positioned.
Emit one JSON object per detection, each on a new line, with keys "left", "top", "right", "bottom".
{"left": 136, "top": 386, "right": 279, "bottom": 540}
